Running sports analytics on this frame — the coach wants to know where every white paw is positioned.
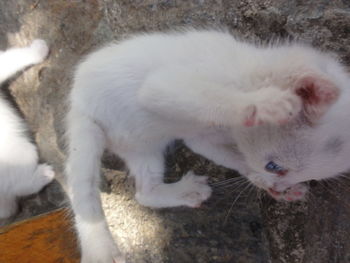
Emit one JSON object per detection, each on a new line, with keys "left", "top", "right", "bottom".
{"left": 178, "top": 171, "right": 212, "bottom": 208}
{"left": 282, "top": 183, "right": 308, "bottom": 202}
{"left": 243, "top": 89, "right": 302, "bottom": 127}
{"left": 80, "top": 234, "right": 125, "bottom": 263}
{"left": 28, "top": 39, "right": 49, "bottom": 64}
{"left": 77, "top": 219, "right": 125, "bottom": 263}
{"left": 36, "top": 163, "right": 55, "bottom": 185}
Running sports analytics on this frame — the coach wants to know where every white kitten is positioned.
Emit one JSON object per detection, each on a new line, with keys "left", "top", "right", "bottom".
{"left": 0, "top": 40, "right": 54, "bottom": 219}
{"left": 66, "top": 29, "right": 348, "bottom": 262}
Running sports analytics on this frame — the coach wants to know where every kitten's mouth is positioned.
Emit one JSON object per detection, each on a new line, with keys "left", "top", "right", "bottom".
{"left": 267, "top": 184, "right": 307, "bottom": 202}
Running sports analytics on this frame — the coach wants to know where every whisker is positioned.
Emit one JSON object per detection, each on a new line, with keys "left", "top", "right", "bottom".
{"left": 338, "top": 173, "right": 350, "bottom": 179}
{"left": 224, "top": 180, "right": 251, "bottom": 194}
{"left": 255, "top": 188, "right": 261, "bottom": 201}
{"left": 245, "top": 184, "right": 257, "bottom": 203}
{"left": 210, "top": 176, "right": 245, "bottom": 187}
{"left": 327, "top": 174, "right": 350, "bottom": 189}
{"left": 213, "top": 179, "right": 248, "bottom": 190}
{"left": 337, "top": 176, "right": 350, "bottom": 186}
{"left": 223, "top": 181, "right": 251, "bottom": 225}
{"left": 211, "top": 176, "right": 243, "bottom": 183}
{"left": 210, "top": 179, "right": 249, "bottom": 205}
{"left": 325, "top": 177, "right": 350, "bottom": 192}
{"left": 305, "top": 190, "right": 319, "bottom": 211}
{"left": 248, "top": 186, "right": 266, "bottom": 204}
{"left": 318, "top": 180, "right": 330, "bottom": 189}
{"left": 246, "top": 183, "right": 255, "bottom": 195}
{"left": 256, "top": 188, "right": 265, "bottom": 202}
{"left": 315, "top": 179, "right": 350, "bottom": 211}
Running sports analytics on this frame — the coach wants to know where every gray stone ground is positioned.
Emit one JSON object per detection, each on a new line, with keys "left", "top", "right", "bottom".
{"left": 0, "top": 1, "right": 350, "bottom": 262}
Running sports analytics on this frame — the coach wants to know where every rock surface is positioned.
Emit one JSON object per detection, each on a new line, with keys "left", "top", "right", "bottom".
{"left": 0, "top": 0, "right": 350, "bottom": 262}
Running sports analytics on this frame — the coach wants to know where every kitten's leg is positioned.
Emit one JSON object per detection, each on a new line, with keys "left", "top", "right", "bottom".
{"left": 184, "top": 135, "right": 248, "bottom": 176}
{"left": 0, "top": 195, "right": 17, "bottom": 219}
{"left": 123, "top": 148, "right": 212, "bottom": 208}
{"left": 0, "top": 39, "right": 49, "bottom": 84}
{"left": 66, "top": 111, "right": 125, "bottom": 263}
{"left": 139, "top": 66, "right": 302, "bottom": 127}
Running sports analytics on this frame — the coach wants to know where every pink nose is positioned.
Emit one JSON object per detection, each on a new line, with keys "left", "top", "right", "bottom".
{"left": 277, "top": 170, "right": 287, "bottom": 177}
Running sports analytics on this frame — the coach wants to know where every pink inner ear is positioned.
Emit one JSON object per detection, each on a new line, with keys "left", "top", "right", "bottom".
{"left": 296, "top": 79, "right": 319, "bottom": 105}
{"left": 295, "top": 75, "right": 339, "bottom": 118}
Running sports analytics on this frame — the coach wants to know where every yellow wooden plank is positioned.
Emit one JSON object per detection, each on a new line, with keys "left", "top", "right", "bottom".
{"left": 0, "top": 208, "right": 80, "bottom": 263}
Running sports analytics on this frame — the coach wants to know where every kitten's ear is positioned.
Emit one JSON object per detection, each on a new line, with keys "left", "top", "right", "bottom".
{"left": 295, "top": 73, "right": 340, "bottom": 122}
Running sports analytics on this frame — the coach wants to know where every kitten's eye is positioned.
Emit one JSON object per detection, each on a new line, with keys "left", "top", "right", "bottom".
{"left": 265, "top": 161, "right": 287, "bottom": 175}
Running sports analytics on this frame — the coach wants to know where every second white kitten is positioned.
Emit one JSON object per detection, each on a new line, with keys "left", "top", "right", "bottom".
{"left": 0, "top": 40, "right": 54, "bottom": 219}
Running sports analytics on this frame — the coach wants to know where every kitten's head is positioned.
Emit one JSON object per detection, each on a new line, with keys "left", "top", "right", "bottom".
{"left": 236, "top": 117, "right": 349, "bottom": 201}
{"left": 235, "top": 43, "right": 349, "bottom": 201}
{"left": 236, "top": 122, "right": 313, "bottom": 201}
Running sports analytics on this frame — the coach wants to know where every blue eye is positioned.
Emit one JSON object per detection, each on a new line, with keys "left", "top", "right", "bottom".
{"left": 265, "top": 161, "right": 285, "bottom": 173}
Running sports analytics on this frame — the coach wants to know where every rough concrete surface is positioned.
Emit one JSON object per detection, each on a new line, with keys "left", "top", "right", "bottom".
{"left": 0, "top": 0, "right": 350, "bottom": 262}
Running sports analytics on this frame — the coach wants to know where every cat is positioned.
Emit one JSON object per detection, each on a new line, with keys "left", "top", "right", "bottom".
{"left": 0, "top": 39, "right": 54, "bottom": 219}
{"left": 66, "top": 29, "right": 349, "bottom": 263}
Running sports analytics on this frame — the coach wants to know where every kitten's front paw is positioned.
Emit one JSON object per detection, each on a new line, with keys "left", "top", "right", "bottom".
{"left": 28, "top": 39, "right": 49, "bottom": 64}
{"left": 282, "top": 183, "right": 308, "bottom": 202}
{"left": 178, "top": 171, "right": 212, "bottom": 208}
{"left": 268, "top": 183, "right": 308, "bottom": 202}
{"left": 243, "top": 89, "right": 302, "bottom": 127}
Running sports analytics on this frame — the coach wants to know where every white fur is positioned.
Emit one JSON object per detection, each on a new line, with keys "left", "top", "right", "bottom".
{"left": 0, "top": 40, "right": 54, "bottom": 219}
{"left": 66, "top": 30, "right": 350, "bottom": 262}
